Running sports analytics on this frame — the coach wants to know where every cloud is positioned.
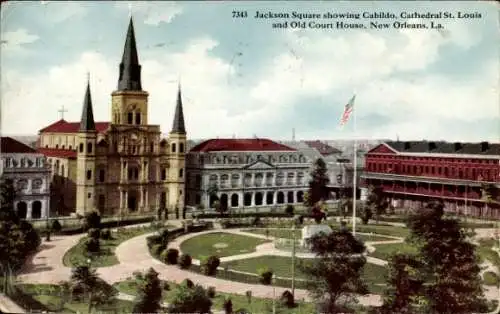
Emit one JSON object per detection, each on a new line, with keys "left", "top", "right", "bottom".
{"left": 116, "top": 1, "right": 183, "bottom": 25}
{"left": 0, "top": 28, "right": 39, "bottom": 54}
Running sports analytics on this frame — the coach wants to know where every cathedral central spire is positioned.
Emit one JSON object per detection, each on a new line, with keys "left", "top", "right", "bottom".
{"left": 117, "top": 17, "right": 142, "bottom": 91}
{"left": 80, "top": 73, "right": 96, "bottom": 132}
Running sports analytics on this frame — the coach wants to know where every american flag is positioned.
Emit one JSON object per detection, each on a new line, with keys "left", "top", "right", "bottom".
{"left": 339, "top": 95, "right": 356, "bottom": 126}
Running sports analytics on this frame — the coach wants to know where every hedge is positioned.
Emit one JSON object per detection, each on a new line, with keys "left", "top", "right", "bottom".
{"left": 41, "top": 216, "right": 156, "bottom": 235}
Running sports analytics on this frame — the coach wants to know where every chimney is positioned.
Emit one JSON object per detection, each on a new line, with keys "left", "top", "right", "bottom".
{"left": 481, "top": 141, "right": 489, "bottom": 152}
{"left": 428, "top": 142, "right": 437, "bottom": 151}
{"left": 454, "top": 142, "right": 462, "bottom": 151}
{"left": 404, "top": 142, "right": 411, "bottom": 150}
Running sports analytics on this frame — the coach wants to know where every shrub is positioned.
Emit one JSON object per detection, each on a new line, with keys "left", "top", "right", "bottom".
{"left": 252, "top": 216, "right": 261, "bottom": 226}
{"left": 483, "top": 271, "right": 499, "bottom": 286}
{"left": 258, "top": 268, "right": 273, "bottom": 285}
{"left": 295, "top": 215, "right": 304, "bottom": 225}
{"left": 84, "top": 237, "right": 100, "bottom": 253}
{"left": 285, "top": 205, "right": 294, "bottom": 216}
{"left": 179, "top": 254, "right": 192, "bottom": 269}
{"left": 147, "top": 235, "right": 162, "bottom": 249}
{"left": 152, "top": 244, "right": 166, "bottom": 257}
{"left": 162, "top": 281, "right": 170, "bottom": 291}
{"left": 183, "top": 278, "right": 194, "bottom": 288}
{"left": 133, "top": 271, "right": 143, "bottom": 281}
{"left": 223, "top": 298, "right": 233, "bottom": 314}
{"left": 281, "top": 290, "right": 295, "bottom": 308}
{"left": 51, "top": 220, "right": 62, "bottom": 232}
{"left": 165, "top": 248, "right": 179, "bottom": 265}
{"left": 207, "top": 286, "right": 216, "bottom": 298}
{"left": 202, "top": 256, "right": 220, "bottom": 276}
{"left": 83, "top": 211, "right": 101, "bottom": 230}
{"left": 100, "top": 228, "right": 112, "bottom": 240}
{"left": 88, "top": 228, "right": 101, "bottom": 240}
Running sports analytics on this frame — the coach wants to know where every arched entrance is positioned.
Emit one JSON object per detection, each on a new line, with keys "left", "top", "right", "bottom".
{"left": 297, "top": 191, "right": 304, "bottom": 203}
{"left": 266, "top": 192, "right": 273, "bottom": 205}
{"left": 220, "top": 194, "right": 228, "bottom": 211}
{"left": 32, "top": 201, "right": 42, "bottom": 219}
{"left": 231, "top": 194, "right": 239, "bottom": 207}
{"left": 209, "top": 195, "right": 218, "bottom": 208}
{"left": 17, "top": 202, "right": 27, "bottom": 219}
{"left": 128, "top": 191, "right": 138, "bottom": 212}
{"left": 287, "top": 191, "right": 294, "bottom": 204}
{"left": 255, "top": 192, "right": 263, "bottom": 206}
{"left": 277, "top": 192, "right": 285, "bottom": 204}
{"left": 244, "top": 193, "right": 252, "bottom": 206}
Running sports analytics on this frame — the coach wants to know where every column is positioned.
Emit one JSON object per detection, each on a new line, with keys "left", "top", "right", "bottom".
{"left": 124, "top": 190, "right": 128, "bottom": 211}
{"left": 27, "top": 201, "right": 33, "bottom": 219}
{"left": 140, "top": 188, "right": 144, "bottom": 211}
{"left": 273, "top": 192, "right": 277, "bottom": 204}
{"left": 41, "top": 200, "right": 47, "bottom": 219}
{"left": 27, "top": 179, "right": 32, "bottom": 194}
{"left": 145, "top": 190, "right": 149, "bottom": 210}
{"left": 251, "top": 173, "right": 255, "bottom": 187}
{"left": 251, "top": 193, "right": 255, "bottom": 207}
{"left": 273, "top": 172, "right": 277, "bottom": 186}
{"left": 45, "top": 199, "right": 50, "bottom": 218}
{"left": 238, "top": 192, "right": 244, "bottom": 208}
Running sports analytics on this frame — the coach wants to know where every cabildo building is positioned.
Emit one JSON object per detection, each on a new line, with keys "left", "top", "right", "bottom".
{"left": 185, "top": 138, "right": 311, "bottom": 211}
{"left": 361, "top": 141, "right": 500, "bottom": 217}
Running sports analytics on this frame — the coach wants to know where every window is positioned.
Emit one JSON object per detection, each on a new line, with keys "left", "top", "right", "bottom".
{"left": 135, "top": 112, "right": 141, "bottom": 124}
{"left": 128, "top": 112, "right": 133, "bottom": 124}
{"left": 86, "top": 170, "right": 92, "bottom": 180}
{"left": 69, "top": 145, "right": 72, "bottom": 150}
{"left": 171, "top": 143, "right": 176, "bottom": 153}
{"left": 88, "top": 193, "right": 92, "bottom": 199}
{"left": 87, "top": 142, "right": 93, "bottom": 154}
{"left": 180, "top": 143, "right": 184, "bottom": 153}
{"left": 55, "top": 144, "right": 59, "bottom": 149}
{"left": 98, "top": 195, "right": 105, "bottom": 210}
{"left": 161, "top": 169, "right": 167, "bottom": 180}
{"left": 179, "top": 168, "right": 184, "bottom": 178}
{"left": 195, "top": 194, "right": 201, "bottom": 204}
{"left": 62, "top": 145, "right": 65, "bottom": 149}
{"left": 150, "top": 142, "right": 154, "bottom": 153}
{"left": 99, "top": 169, "right": 105, "bottom": 182}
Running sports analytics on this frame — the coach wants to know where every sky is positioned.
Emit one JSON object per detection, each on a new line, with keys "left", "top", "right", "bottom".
{"left": 1, "top": 1, "right": 499, "bottom": 142}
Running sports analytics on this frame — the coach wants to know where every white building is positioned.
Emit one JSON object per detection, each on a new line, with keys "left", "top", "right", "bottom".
{"left": 185, "top": 138, "right": 311, "bottom": 210}
{"left": 1, "top": 137, "right": 51, "bottom": 219}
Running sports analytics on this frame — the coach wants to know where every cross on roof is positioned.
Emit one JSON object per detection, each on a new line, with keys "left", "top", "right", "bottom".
{"left": 58, "top": 105, "right": 68, "bottom": 120}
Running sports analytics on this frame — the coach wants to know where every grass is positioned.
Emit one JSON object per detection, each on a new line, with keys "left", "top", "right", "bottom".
{"left": 63, "top": 225, "right": 167, "bottom": 267}
{"left": 337, "top": 224, "right": 410, "bottom": 238}
{"left": 180, "top": 232, "right": 270, "bottom": 260}
{"left": 477, "top": 238, "right": 500, "bottom": 269}
{"left": 220, "top": 255, "right": 388, "bottom": 294}
{"left": 15, "top": 284, "right": 134, "bottom": 314}
{"left": 114, "top": 279, "right": 316, "bottom": 314}
{"left": 369, "top": 242, "right": 418, "bottom": 261}
{"left": 245, "top": 228, "right": 396, "bottom": 242}
{"left": 483, "top": 271, "right": 499, "bottom": 286}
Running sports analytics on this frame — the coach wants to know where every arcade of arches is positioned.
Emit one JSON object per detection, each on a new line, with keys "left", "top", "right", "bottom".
{"left": 15, "top": 200, "right": 47, "bottom": 219}
{"left": 209, "top": 190, "right": 305, "bottom": 209}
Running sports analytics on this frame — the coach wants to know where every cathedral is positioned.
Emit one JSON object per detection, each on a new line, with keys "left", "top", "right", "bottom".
{"left": 37, "top": 18, "right": 187, "bottom": 218}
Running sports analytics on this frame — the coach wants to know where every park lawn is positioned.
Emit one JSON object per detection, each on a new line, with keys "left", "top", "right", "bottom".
{"left": 114, "top": 279, "right": 316, "bottom": 314}
{"left": 180, "top": 232, "right": 270, "bottom": 260}
{"left": 246, "top": 228, "right": 395, "bottom": 243}
{"left": 477, "top": 238, "right": 500, "bottom": 269}
{"left": 220, "top": 255, "right": 388, "bottom": 294}
{"left": 16, "top": 284, "right": 134, "bottom": 314}
{"left": 330, "top": 224, "right": 410, "bottom": 238}
{"left": 63, "top": 225, "right": 168, "bottom": 267}
{"left": 369, "top": 242, "right": 418, "bottom": 261}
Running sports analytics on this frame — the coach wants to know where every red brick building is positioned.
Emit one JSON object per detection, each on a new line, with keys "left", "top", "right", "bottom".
{"left": 361, "top": 141, "right": 500, "bottom": 218}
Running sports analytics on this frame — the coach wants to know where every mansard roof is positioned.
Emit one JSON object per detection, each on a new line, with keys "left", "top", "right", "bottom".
{"left": 39, "top": 119, "right": 110, "bottom": 134}
{"left": 190, "top": 138, "right": 296, "bottom": 153}
{"left": 305, "top": 140, "right": 342, "bottom": 156}
{"left": 373, "top": 141, "right": 500, "bottom": 156}
{"left": 36, "top": 147, "right": 77, "bottom": 159}
{"left": 1, "top": 137, "right": 37, "bottom": 154}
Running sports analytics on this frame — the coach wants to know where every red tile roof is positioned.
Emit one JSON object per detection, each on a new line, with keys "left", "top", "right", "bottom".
{"left": 1, "top": 137, "right": 37, "bottom": 154}
{"left": 39, "top": 119, "right": 110, "bottom": 133}
{"left": 190, "top": 138, "right": 296, "bottom": 153}
{"left": 305, "top": 140, "right": 342, "bottom": 156}
{"left": 37, "top": 148, "right": 77, "bottom": 159}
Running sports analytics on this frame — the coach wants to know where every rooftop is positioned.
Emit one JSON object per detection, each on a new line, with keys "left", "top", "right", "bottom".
{"left": 190, "top": 138, "right": 296, "bottom": 153}
{"left": 39, "top": 119, "right": 110, "bottom": 134}
{"left": 381, "top": 141, "right": 500, "bottom": 156}
{"left": 1, "top": 137, "right": 37, "bottom": 154}
{"left": 36, "top": 147, "right": 77, "bottom": 159}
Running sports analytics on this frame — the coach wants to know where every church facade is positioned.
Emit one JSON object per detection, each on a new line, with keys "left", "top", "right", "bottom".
{"left": 37, "top": 18, "right": 187, "bottom": 218}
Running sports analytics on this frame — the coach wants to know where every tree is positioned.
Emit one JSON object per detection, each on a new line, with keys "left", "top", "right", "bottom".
{"left": 69, "top": 265, "right": 116, "bottom": 313}
{"left": 300, "top": 229, "right": 368, "bottom": 313}
{"left": 366, "top": 185, "right": 389, "bottom": 224}
{"left": 306, "top": 158, "right": 330, "bottom": 210}
{"left": 379, "top": 201, "right": 487, "bottom": 314}
{"left": 481, "top": 183, "right": 498, "bottom": 217}
{"left": 83, "top": 211, "right": 101, "bottom": 231}
{"left": 167, "top": 284, "right": 212, "bottom": 313}
{"left": 133, "top": 268, "right": 163, "bottom": 314}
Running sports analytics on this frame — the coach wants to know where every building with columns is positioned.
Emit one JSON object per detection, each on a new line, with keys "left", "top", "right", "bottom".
{"left": 185, "top": 139, "right": 311, "bottom": 210}
{"left": 36, "top": 17, "right": 187, "bottom": 217}
{"left": 1, "top": 137, "right": 51, "bottom": 219}
{"left": 362, "top": 140, "right": 500, "bottom": 217}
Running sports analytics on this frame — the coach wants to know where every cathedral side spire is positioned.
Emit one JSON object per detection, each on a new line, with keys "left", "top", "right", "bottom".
{"left": 117, "top": 17, "right": 142, "bottom": 91}
{"left": 79, "top": 73, "right": 96, "bottom": 132}
{"left": 171, "top": 83, "right": 186, "bottom": 134}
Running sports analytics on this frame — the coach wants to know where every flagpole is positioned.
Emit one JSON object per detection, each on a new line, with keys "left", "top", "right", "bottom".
{"left": 352, "top": 95, "right": 357, "bottom": 236}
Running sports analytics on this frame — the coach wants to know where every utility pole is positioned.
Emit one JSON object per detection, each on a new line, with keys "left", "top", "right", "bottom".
{"left": 291, "top": 223, "right": 296, "bottom": 299}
